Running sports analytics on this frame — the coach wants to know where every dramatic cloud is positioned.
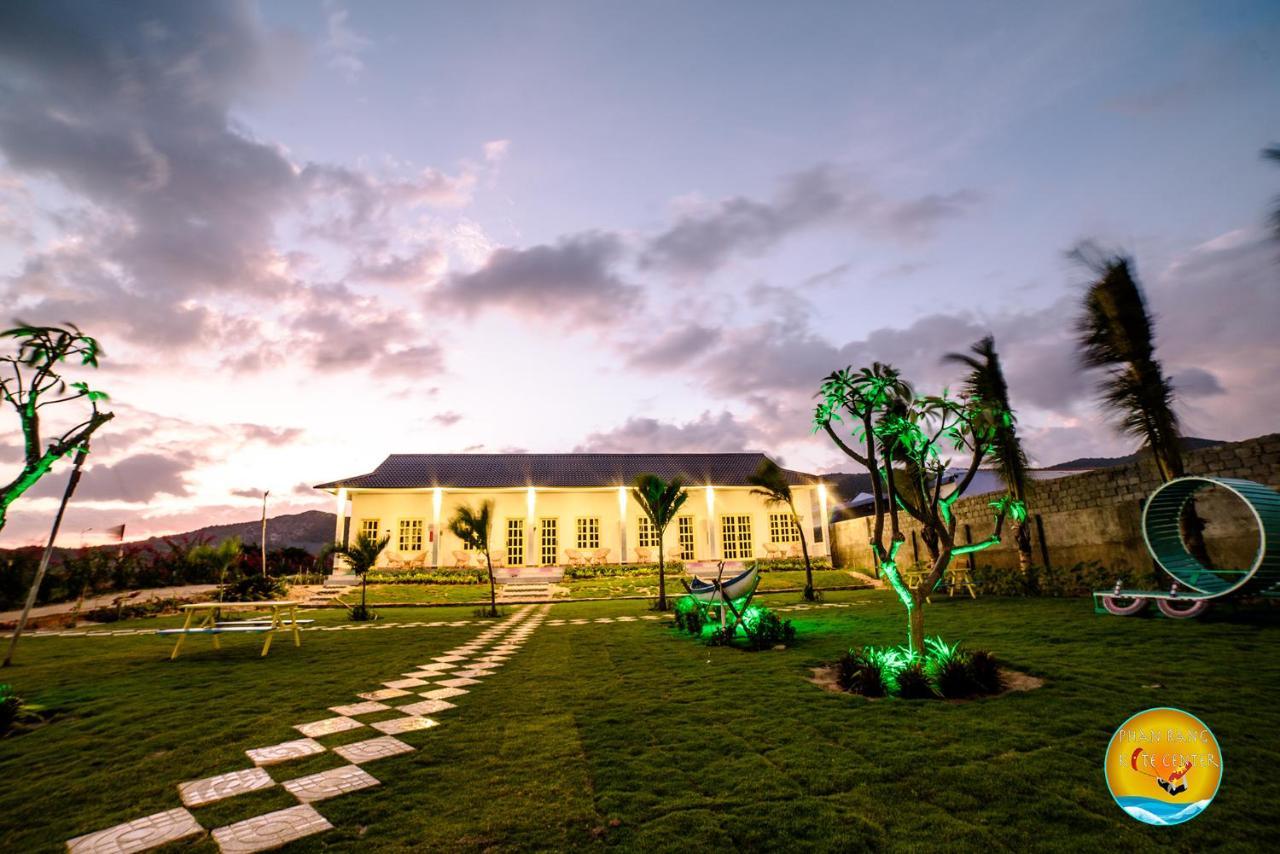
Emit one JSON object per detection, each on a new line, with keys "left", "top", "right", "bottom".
{"left": 574, "top": 411, "right": 759, "bottom": 453}
{"left": 27, "top": 453, "right": 193, "bottom": 503}
{"left": 238, "top": 424, "right": 305, "bottom": 445}
{"left": 348, "top": 245, "right": 447, "bottom": 285}
{"left": 640, "top": 164, "right": 980, "bottom": 275}
{"left": 431, "top": 412, "right": 463, "bottom": 427}
{"left": 435, "top": 232, "right": 639, "bottom": 324}
{"left": 626, "top": 324, "right": 722, "bottom": 369}
{"left": 1171, "top": 367, "right": 1226, "bottom": 397}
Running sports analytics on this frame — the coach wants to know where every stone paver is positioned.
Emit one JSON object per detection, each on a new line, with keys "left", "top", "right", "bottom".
{"left": 436, "top": 677, "right": 481, "bottom": 688}
{"left": 397, "top": 699, "right": 457, "bottom": 715}
{"left": 432, "top": 654, "right": 466, "bottom": 662}
{"left": 67, "top": 808, "right": 202, "bottom": 854}
{"left": 357, "top": 688, "right": 412, "bottom": 701}
{"left": 382, "top": 677, "right": 428, "bottom": 689}
{"left": 282, "top": 764, "right": 380, "bottom": 803}
{"left": 211, "top": 804, "right": 332, "bottom": 854}
{"left": 451, "top": 669, "right": 495, "bottom": 678}
{"left": 295, "top": 716, "right": 364, "bottom": 738}
{"left": 246, "top": 738, "right": 326, "bottom": 767}
{"left": 329, "top": 701, "right": 391, "bottom": 717}
{"left": 179, "top": 767, "right": 275, "bottom": 807}
{"left": 333, "top": 735, "right": 415, "bottom": 765}
{"left": 371, "top": 715, "right": 438, "bottom": 735}
{"left": 420, "top": 686, "right": 469, "bottom": 700}
{"left": 415, "top": 662, "right": 455, "bottom": 671}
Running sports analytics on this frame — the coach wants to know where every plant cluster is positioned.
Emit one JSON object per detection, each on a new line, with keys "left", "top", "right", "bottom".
{"left": 563, "top": 562, "right": 682, "bottom": 580}
{"left": 676, "top": 598, "right": 795, "bottom": 650}
{"left": 220, "top": 573, "right": 286, "bottom": 602}
{"left": 972, "top": 561, "right": 1160, "bottom": 598}
{"left": 672, "top": 596, "right": 706, "bottom": 635}
{"left": 0, "top": 683, "right": 20, "bottom": 735}
{"left": 366, "top": 568, "right": 487, "bottom": 585}
{"left": 752, "top": 557, "right": 833, "bottom": 573}
{"left": 837, "top": 637, "right": 1004, "bottom": 699}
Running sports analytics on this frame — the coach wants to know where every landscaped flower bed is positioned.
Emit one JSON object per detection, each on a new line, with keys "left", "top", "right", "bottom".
{"left": 835, "top": 637, "right": 1003, "bottom": 699}
{"left": 365, "top": 569, "right": 487, "bottom": 585}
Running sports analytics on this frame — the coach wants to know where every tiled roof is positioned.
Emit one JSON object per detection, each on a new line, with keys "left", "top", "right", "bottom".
{"left": 314, "top": 453, "right": 819, "bottom": 490}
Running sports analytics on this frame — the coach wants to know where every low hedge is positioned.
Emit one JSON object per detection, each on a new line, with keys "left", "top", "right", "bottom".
{"left": 366, "top": 569, "right": 487, "bottom": 585}
{"left": 562, "top": 562, "right": 682, "bottom": 579}
{"left": 753, "top": 557, "right": 832, "bottom": 572}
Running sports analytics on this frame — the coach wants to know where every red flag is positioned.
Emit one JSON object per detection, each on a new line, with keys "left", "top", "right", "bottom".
{"left": 104, "top": 524, "right": 126, "bottom": 541}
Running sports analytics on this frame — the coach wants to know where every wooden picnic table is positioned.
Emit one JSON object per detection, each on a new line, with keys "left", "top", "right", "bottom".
{"left": 159, "top": 601, "right": 306, "bottom": 660}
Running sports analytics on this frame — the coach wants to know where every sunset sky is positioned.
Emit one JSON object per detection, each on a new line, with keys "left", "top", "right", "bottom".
{"left": 1, "top": 0, "right": 1277, "bottom": 545}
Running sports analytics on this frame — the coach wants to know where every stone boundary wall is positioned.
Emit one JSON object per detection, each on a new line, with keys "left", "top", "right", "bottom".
{"left": 831, "top": 433, "right": 1280, "bottom": 577}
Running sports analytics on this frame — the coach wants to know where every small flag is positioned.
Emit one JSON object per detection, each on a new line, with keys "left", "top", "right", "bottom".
{"left": 104, "top": 524, "right": 126, "bottom": 542}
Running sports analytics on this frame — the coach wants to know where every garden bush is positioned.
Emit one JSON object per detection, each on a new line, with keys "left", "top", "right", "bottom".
{"left": 837, "top": 649, "right": 888, "bottom": 697}
{"left": 221, "top": 574, "right": 286, "bottom": 602}
{"left": 839, "top": 638, "right": 1001, "bottom": 700}
{"left": 563, "top": 562, "right": 683, "bottom": 579}
{"left": 752, "top": 557, "right": 832, "bottom": 572}
{"left": 0, "top": 684, "right": 20, "bottom": 736}
{"left": 967, "top": 649, "right": 1004, "bottom": 694}
{"left": 366, "top": 568, "right": 486, "bottom": 585}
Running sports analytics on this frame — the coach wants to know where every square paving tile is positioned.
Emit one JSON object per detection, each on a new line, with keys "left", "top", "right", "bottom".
{"left": 396, "top": 699, "right": 457, "bottom": 715}
{"left": 415, "top": 662, "right": 456, "bottom": 671}
{"left": 246, "top": 738, "right": 326, "bottom": 766}
{"left": 329, "top": 701, "right": 390, "bottom": 717}
{"left": 333, "top": 735, "right": 415, "bottom": 764}
{"left": 211, "top": 804, "right": 332, "bottom": 854}
{"left": 357, "top": 688, "right": 412, "bottom": 701}
{"left": 282, "top": 764, "right": 380, "bottom": 803}
{"left": 294, "top": 716, "right": 364, "bottom": 738}
{"left": 436, "top": 677, "right": 481, "bottom": 688}
{"left": 382, "top": 678, "right": 428, "bottom": 689}
{"left": 432, "top": 655, "right": 466, "bottom": 662}
{"left": 451, "top": 669, "right": 495, "bottom": 678}
{"left": 371, "top": 715, "right": 439, "bottom": 735}
{"left": 68, "top": 808, "right": 202, "bottom": 854}
{"left": 420, "top": 686, "right": 469, "bottom": 700}
{"left": 179, "top": 767, "right": 275, "bottom": 807}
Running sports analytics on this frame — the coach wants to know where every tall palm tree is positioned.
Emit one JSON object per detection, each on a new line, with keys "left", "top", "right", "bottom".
{"left": 1075, "top": 248, "right": 1209, "bottom": 561}
{"left": 747, "top": 458, "right": 816, "bottom": 600}
{"left": 330, "top": 531, "right": 390, "bottom": 620}
{"left": 449, "top": 501, "right": 498, "bottom": 617}
{"left": 632, "top": 474, "right": 688, "bottom": 611}
{"left": 944, "top": 335, "right": 1033, "bottom": 573}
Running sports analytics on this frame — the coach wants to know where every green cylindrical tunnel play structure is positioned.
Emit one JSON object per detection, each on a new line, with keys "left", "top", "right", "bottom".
{"left": 1142, "top": 476, "right": 1280, "bottom": 597}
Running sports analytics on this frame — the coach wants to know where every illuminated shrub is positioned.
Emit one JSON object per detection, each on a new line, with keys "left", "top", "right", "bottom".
{"left": 894, "top": 662, "right": 936, "bottom": 699}
{"left": 967, "top": 649, "right": 1004, "bottom": 694}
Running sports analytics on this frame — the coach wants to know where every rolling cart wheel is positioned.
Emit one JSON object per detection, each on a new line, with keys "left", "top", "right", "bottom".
{"left": 1101, "top": 595, "right": 1148, "bottom": 616}
{"left": 1156, "top": 598, "right": 1210, "bottom": 619}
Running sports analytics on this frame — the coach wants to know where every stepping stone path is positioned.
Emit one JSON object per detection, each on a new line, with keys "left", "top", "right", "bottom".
{"left": 67, "top": 604, "right": 550, "bottom": 852}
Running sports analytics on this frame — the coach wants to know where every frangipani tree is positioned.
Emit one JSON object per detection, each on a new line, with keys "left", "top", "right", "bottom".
{"left": 449, "top": 500, "right": 498, "bottom": 617}
{"left": 632, "top": 474, "right": 688, "bottom": 611}
{"left": 814, "top": 363, "right": 1019, "bottom": 653}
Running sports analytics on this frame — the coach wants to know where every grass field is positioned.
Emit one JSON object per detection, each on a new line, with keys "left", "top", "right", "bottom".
{"left": 2, "top": 591, "right": 1278, "bottom": 852}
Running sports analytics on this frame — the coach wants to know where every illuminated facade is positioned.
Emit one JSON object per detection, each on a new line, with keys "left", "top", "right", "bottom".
{"left": 315, "top": 453, "right": 830, "bottom": 568}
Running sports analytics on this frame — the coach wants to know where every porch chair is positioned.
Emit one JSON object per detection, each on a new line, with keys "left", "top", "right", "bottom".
{"left": 452, "top": 550, "right": 472, "bottom": 569}
{"left": 634, "top": 546, "right": 654, "bottom": 563}
{"left": 407, "top": 552, "right": 428, "bottom": 570}
{"left": 665, "top": 546, "right": 683, "bottom": 563}
{"left": 384, "top": 552, "right": 407, "bottom": 570}
{"left": 763, "top": 542, "right": 784, "bottom": 558}
{"left": 589, "top": 548, "right": 610, "bottom": 565}
{"left": 489, "top": 549, "right": 507, "bottom": 569}
{"left": 564, "top": 548, "right": 585, "bottom": 566}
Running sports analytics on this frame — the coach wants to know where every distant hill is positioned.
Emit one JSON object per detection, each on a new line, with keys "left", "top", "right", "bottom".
{"left": 127, "top": 510, "right": 337, "bottom": 554}
{"left": 1044, "top": 437, "right": 1223, "bottom": 471}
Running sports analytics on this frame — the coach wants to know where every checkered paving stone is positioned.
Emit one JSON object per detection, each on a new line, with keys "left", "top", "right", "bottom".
{"left": 416, "top": 663, "right": 456, "bottom": 672}
{"left": 435, "top": 677, "right": 481, "bottom": 688}
{"left": 283, "top": 764, "right": 379, "bottom": 804}
{"left": 432, "top": 655, "right": 466, "bottom": 662}
{"left": 246, "top": 738, "right": 326, "bottom": 767}
{"left": 570, "top": 619, "right": 588, "bottom": 624}
{"left": 641, "top": 615, "right": 663, "bottom": 620}
{"left": 333, "top": 735, "right": 415, "bottom": 765}
{"left": 211, "top": 804, "right": 332, "bottom": 854}
{"left": 294, "top": 716, "right": 363, "bottom": 738}
{"left": 382, "top": 677, "right": 429, "bottom": 689}
{"left": 358, "top": 687, "right": 412, "bottom": 701}
{"left": 67, "top": 808, "right": 202, "bottom": 854}
{"left": 371, "top": 715, "right": 438, "bottom": 735}
{"left": 396, "top": 699, "right": 457, "bottom": 715}
{"left": 329, "top": 701, "right": 391, "bottom": 717}
{"left": 616, "top": 616, "right": 637, "bottom": 621}
{"left": 451, "top": 669, "right": 495, "bottom": 678}
{"left": 179, "top": 767, "right": 275, "bottom": 807}
{"left": 420, "top": 686, "right": 468, "bottom": 700}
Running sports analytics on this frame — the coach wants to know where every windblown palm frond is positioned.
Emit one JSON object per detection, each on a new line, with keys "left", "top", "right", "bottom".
{"left": 746, "top": 459, "right": 818, "bottom": 599}
{"left": 943, "top": 335, "right": 1029, "bottom": 497}
{"left": 632, "top": 474, "right": 688, "bottom": 610}
{"left": 448, "top": 501, "right": 493, "bottom": 552}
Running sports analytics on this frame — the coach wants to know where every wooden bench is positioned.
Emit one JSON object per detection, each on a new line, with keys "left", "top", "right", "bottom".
{"left": 164, "top": 601, "right": 306, "bottom": 659}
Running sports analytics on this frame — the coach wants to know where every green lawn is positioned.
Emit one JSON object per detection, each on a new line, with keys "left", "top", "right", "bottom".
{"left": 2, "top": 592, "right": 1278, "bottom": 851}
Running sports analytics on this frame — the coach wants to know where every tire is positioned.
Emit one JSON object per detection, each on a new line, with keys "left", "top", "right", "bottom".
{"left": 1101, "top": 595, "right": 1148, "bottom": 616}
{"left": 1156, "top": 598, "right": 1210, "bottom": 619}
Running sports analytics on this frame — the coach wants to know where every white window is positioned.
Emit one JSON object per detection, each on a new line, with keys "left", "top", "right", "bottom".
{"left": 678, "top": 515, "right": 695, "bottom": 560}
{"left": 576, "top": 517, "right": 600, "bottom": 550}
{"left": 770, "top": 512, "right": 799, "bottom": 544}
{"left": 398, "top": 519, "right": 424, "bottom": 553}
{"left": 359, "top": 518, "right": 380, "bottom": 542}
{"left": 507, "top": 518, "right": 525, "bottom": 566}
{"left": 540, "top": 518, "right": 558, "bottom": 566}
{"left": 637, "top": 516, "right": 660, "bottom": 549}
{"left": 721, "top": 515, "right": 753, "bottom": 560}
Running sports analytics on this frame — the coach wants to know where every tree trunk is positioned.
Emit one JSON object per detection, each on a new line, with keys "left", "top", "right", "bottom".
{"left": 4, "top": 445, "right": 88, "bottom": 667}
{"left": 361, "top": 573, "right": 368, "bottom": 612}
{"left": 485, "top": 552, "right": 497, "bottom": 617}
{"left": 1014, "top": 521, "right": 1033, "bottom": 574}
{"left": 909, "top": 596, "right": 925, "bottom": 657}
{"left": 793, "top": 512, "right": 814, "bottom": 600}
{"left": 657, "top": 548, "right": 667, "bottom": 611}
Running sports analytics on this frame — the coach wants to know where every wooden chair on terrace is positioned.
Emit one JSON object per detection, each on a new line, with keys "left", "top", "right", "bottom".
{"left": 453, "top": 550, "right": 472, "bottom": 569}
{"left": 564, "top": 549, "right": 585, "bottom": 566}
{"left": 634, "top": 547, "right": 654, "bottom": 563}
{"left": 489, "top": 549, "right": 507, "bottom": 569}
{"left": 665, "top": 547, "right": 683, "bottom": 563}
{"left": 763, "top": 542, "right": 784, "bottom": 559}
{"left": 384, "top": 552, "right": 407, "bottom": 570}
{"left": 407, "top": 552, "right": 428, "bottom": 570}
{"left": 590, "top": 548, "right": 610, "bottom": 565}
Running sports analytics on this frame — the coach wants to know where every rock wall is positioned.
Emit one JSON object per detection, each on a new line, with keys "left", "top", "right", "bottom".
{"left": 831, "top": 433, "right": 1280, "bottom": 579}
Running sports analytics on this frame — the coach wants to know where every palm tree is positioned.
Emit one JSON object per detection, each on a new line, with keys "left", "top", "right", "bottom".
{"left": 1074, "top": 247, "right": 1209, "bottom": 562}
{"left": 449, "top": 501, "right": 498, "bottom": 617}
{"left": 330, "top": 531, "right": 390, "bottom": 620}
{"left": 632, "top": 474, "right": 688, "bottom": 611}
{"left": 747, "top": 458, "right": 816, "bottom": 600}
{"left": 190, "top": 537, "right": 244, "bottom": 602}
{"left": 944, "top": 335, "right": 1033, "bottom": 573}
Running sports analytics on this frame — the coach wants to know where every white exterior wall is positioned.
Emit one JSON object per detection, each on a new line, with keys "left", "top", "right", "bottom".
{"left": 340, "top": 484, "right": 830, "bottom": 568}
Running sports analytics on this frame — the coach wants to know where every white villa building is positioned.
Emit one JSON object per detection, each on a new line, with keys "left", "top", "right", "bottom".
{"left": 315, "top": 453, "right": 831, "bottom": 569}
